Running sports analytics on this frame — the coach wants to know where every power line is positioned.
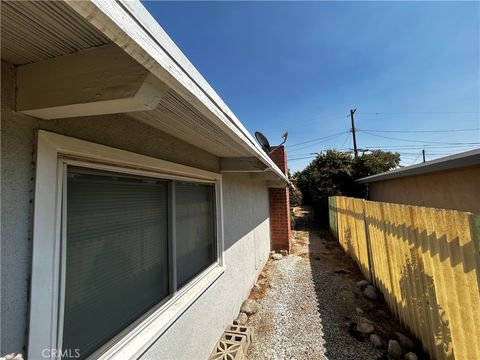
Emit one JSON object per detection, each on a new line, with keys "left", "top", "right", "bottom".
{"left": 291, "top": 143, "right": 478, "bottom": 153}
{"left": 287, "top": 152, "right": 316, "bottom": 157}
{"left": 288, "top": 130, "right": 349, "bottom": 149}
{"left": 363, "top": 144, "right": 479, "bottom": 150}
{"left": 288, "top": 148, "right": 473, "bottom": 164}
{"left": 357, "top": 111, "right": 480, "bottom": 115}
{"left": 338, "top": 132, "right": 351, "bottom": 150}
{"left": 393, "top": 151, "right": 463, "bottom": 156}
{"left": 358, "top": 128, "right": 479, "bottom": 134}
{"left": 289, "top": 131, "right": 350, "bottom": 157}
{"left": 361, "top": 131, "right": 480, "bottom": 145}
{"left": 288, "top": 134, "right": 349, "bottom": 153}
{"left": 407, "top": 152, "right": 422, "bottom": 165}
{"left": 289, "top": 156, "right": 317, "bottom": 162}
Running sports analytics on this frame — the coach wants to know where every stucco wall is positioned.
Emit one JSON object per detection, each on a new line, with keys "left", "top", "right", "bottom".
{"left": 368, "top": 166, "right": 480, "bottom": 213}
{"left": 141, "top": 173, "right": 270, "bottom": 360}
{"left": 1, "top": 60, "right": 271, "bottom": 358}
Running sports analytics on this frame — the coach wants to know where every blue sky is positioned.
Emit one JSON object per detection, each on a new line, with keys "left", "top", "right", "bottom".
{"left": 143, "top": 1, "right": 480, "bottom": 172}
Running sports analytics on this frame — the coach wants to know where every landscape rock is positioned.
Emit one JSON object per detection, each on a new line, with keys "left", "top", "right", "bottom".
{"left": 356, "top": 280, "right": 370, "bottom": 289}
{"left": 234, "top": 312, "right": 248, "bottom": 325}
{"left": 404, "top": 352, "right": 418, "bottom": 360}
{"left": 271, "top": 253, "right": 283, "bottom": 260}
{"left": 363, "top": 285, "right": 379, "bottom": 300}
{"left": 348, "top": 322, "right": 366, "bottom": 341}
{"left": 356, "top": 307, "right": 364, "bottom": 315}
{"left": 240, "top": 299, "right": 259, "bottom": 315}
{"left": 369, "top": 334, "right": 382, "bottom": 348}
{"left": 388, "top": 339, "right": 403, "bottom": 359}
{"left": 394, "top": 332, "right": 415, "bottom": 351}
{"left": 356, "top": 321, "right": 375, "bottom": 334}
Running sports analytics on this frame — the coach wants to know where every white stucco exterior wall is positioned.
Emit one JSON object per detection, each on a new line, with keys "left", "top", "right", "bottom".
{"left": 140, "top": 173, "right": 270, "bottom": 360}
{"left": 1, "top": 61, "right": 271, "bottom": 358}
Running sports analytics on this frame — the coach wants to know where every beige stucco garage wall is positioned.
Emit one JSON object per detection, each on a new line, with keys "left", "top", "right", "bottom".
{"left": 1, "top": 60, "right": 271, "bottom": 359}
{"left": 368, "top": 166, "right": 480, "bottom": 214}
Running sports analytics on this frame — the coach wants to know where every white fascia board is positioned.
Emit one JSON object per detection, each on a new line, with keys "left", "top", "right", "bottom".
{"left": 64, "top": 0, "right": 288, "bottom": 183}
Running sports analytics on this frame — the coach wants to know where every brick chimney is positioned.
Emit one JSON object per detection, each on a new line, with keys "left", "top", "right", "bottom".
{"left": 268, "top": 146, "right": 291, "bottom": 251}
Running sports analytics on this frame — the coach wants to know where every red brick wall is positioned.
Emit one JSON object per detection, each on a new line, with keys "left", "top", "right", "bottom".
{"left": 268, "top": 146, "right": 291, "bottom": 251}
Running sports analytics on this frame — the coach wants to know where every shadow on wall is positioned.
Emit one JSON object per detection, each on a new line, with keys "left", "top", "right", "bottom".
{"left": 348, "top": 207, "right": 455, "bottom": 359}
{"left": 306, "top": 227, "right": 432, "bottom": 360}
{"left": 399, "top": 255, "right": 453, "bottom": 359}
{"left": 333, "top": 199, "right": 480, "bottom": 360}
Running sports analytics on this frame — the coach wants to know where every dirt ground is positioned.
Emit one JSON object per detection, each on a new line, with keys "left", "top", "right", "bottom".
{"left": 245, "top": 207, "right": 427, "bottom": 360}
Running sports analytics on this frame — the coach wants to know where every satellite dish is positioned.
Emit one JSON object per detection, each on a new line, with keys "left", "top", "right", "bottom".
{"left": 280, "top": 132, "right": 288, "bottom": 146}
{"left": 255, "top": 131, "right": 271, "bottom": 153}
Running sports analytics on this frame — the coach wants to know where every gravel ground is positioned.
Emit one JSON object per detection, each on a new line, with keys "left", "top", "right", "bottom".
{"left": 245, "top": 224, "right": 422, "bottom": 360}
{"left": 245, "top": 243, "right": 329, "bottom": 360}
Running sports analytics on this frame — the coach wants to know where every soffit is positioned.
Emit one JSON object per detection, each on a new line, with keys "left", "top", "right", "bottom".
{"left": 1, "top": 0, "right": 110, "bottom": 65}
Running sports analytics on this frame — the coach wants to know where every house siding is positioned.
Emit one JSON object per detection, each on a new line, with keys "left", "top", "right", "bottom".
{"left": 1, "top": 60, "right": 271, "bottom": 358}
{"left": 368, "top": 166, "right": 480, "bottom": 213}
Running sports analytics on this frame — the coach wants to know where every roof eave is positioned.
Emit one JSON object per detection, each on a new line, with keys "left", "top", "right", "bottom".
{"left": 356, "top": 148, "right": 480, "bottom": 184}
{"left": 65, "top": 0, "right": 288, "bottom": 184}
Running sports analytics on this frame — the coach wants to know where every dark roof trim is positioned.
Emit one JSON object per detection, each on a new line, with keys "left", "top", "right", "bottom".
{"left": 356, "top": 148, "right": 480, "bottom": 184}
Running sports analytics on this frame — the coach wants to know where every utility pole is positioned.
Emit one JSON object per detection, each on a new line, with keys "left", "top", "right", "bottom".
{"left": 350, "top": 108, "right": 358, "bottom": 158}
{"left": 422, "top": 149, "right": 426, "bottom": 163}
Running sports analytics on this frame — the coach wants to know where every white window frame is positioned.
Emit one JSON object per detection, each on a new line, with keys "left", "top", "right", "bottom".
{"left": 28, "top": 130, "right": 225, "bottom": 360}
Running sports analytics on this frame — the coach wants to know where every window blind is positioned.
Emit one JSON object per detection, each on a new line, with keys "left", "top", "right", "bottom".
{"left": 62, "top": 169, "right": 169, "bottom": 359}
{"left": 175, "top": 182, "right": 216, "bottom": 288}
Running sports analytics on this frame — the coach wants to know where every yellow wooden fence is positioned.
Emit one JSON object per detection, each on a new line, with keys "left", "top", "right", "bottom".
{"left": 328, "top": 196, "right": 480, "bottom": 360}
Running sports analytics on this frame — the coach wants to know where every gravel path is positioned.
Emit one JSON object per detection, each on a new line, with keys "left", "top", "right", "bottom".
{"left": 245, "top": 229, "right": 391, "bottom": 360}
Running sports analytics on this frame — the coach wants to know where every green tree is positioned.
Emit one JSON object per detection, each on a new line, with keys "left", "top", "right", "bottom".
{"left": 289, "top": 181, "right": 303, "bottom": 207}
{"left": 356, "top": 150, "right": 401, "bottom": 177}
{"left": 293, "top": 149, "right": 400, "bottom": 225}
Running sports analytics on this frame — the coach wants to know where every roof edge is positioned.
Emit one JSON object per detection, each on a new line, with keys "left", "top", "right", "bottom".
{"left": 65, "top": 0, "right": 288, "bottom": 183}
{"left": 356, "top": 148, "right": 480, "bottom": 184}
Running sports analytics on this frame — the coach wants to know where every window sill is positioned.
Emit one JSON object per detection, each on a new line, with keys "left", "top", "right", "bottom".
{"left": 95, "top": 264, "right": 225, "bottom": 360}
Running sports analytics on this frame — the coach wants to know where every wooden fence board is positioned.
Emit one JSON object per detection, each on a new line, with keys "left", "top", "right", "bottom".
{"left": 328, "top": 196, "right": 480, "bottom": 360}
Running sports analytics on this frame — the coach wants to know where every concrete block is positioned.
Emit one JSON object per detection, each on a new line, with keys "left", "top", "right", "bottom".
{"left": 225, "top": 325, "right": 253, "bottom": 351}
{"left": 221, "top": 332, "right": 248, "bottom": 353}
{"left": 209, "top": 339, "right": 244, "bottom": 360}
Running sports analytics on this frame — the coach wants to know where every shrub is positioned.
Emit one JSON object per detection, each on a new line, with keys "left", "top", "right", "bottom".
{"left": 293, "top": 149, "right": 400, "bottom": 225}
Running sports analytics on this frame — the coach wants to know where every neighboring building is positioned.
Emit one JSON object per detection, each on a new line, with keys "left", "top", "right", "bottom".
{"left": 356, "top": 149, "right": 480, "bottom": 213}
{"left": 0, "top": 1, "right": 291, "bottom": 359}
